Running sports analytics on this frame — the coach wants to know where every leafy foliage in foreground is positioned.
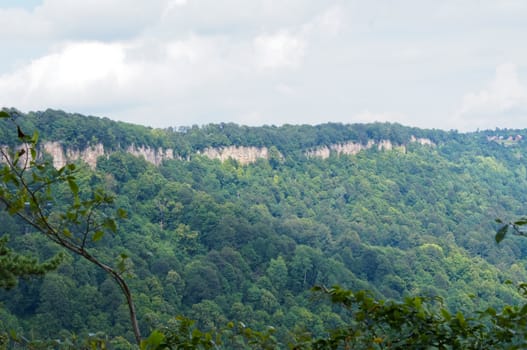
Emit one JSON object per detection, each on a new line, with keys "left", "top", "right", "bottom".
{"left": 0, "top": 236, "right": 63, "bottom": 290}
{"left": 138, "top": 284, "right": 527, "bottom": 349}
{"left": 4, "top": 283, "right": 527, "bottom": 349}
{"left": 309, "top": 285, "right": 527, "bottom": 349}
{"left": 0, "top": 110, "right": 141, "bottom": 343}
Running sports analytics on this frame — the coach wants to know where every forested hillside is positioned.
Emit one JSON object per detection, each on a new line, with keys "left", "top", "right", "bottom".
{"left": 2, "top": 109, "right": 527, "bottom": 346}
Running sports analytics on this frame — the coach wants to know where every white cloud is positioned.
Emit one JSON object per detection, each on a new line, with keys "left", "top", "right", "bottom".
{"left": 0, "top": 2, "right": 351, "bottom": 127}
{"left": 2, "top": 1, "right": 527, "bottom": 129}
{"left": 0, "top": 0, "right": 167, "bottom": 42}
{"left": 251, "top": 5, "right": 347, "bottom": 70}
{"left": 0, "top": 7, "right": 51, "bottom": 40}
{"left": 253, "top": 31, "right": 306, "bottom": 69}
{"left": 0, "top": 35, "right": 241, "bottom": 124}
{"left": 391, "top": 47, "right": 428, "bottom": 63}
{"left": 303, "top": 5, "right": 345, "bottom": 37}
{"left": 0, "top": 41, "right": 138, "bottom": 110}
{"left": 162, "top": 0, "right": 188, "bottom": 19}
{"left": 458, "top": 63, "right": 527, "bottom": 114}
{"left": 275, "top": 83, "right": 296, "bottom": 96}
{"left": 454, "top": 63, "right": 527, "bottom": 130}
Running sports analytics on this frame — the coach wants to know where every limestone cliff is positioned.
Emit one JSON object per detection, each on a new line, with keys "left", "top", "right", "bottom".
{"left": 2, "top": 142, "right": 269, "bottom": 168}
{"left": 305, "top": 137, "right": 434, "bottom": 159}
{"left": 40, "top": 142, "right": 174, "bottom": 169}
{"left": 43, "top": 142, "right": 105, "bottom": 169}
{"left": 199, "top": 146, "right": 270, "bottom": 165}
{"left": 2, "top": 136, "right": 435, "bottom": 169}
{"left": 305, "top": 141, "right": 373, "bottom": 158}
{"left": 126, "top": 144, "right": 175, "bottom": 166}
{"left": 410, "top": 136, "right": 435, "bottom": 146}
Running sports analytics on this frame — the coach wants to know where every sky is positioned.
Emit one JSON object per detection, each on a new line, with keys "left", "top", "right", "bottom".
{"left": 1, "top": 0, "right": 527, "bottom": 131}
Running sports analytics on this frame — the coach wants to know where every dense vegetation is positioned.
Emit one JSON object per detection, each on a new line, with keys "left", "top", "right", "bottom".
{"left": 0, "top": 109, "right": 453, "bottom": 155}
{"left": 3, "top": 109, "right": 527, "bottom": 347}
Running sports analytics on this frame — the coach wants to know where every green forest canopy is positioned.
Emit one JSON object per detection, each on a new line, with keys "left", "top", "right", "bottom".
{"left": 2, "top": 109, "right": 527, "bottom": 348}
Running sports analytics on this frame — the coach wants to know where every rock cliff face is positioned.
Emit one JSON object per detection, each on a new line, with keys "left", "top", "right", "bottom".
{"left": 126, "top": 144, "right": 175, "bottom": 166}
{"left": 43, "top": 142, "right": 105, "bottom": 169}
{"left": 305, "top": 137, "right": 435, "bottom": 159}
{"left": 40, "top": 142, "right": 174, "bottom": 169}
{"left": 0, "top": 143, "right": 35, "bottom": 166}
{"left": 2, "top": 142, "right": 269, "bottom": 168}
{"left": 199, "top": 146, "right": 270, "bottom": 165}
{"left": 304, "top": 141, "right": 374, "bottom": 158}
{"left": 2, "top": 136, "right": 436, "bottom": 169}
{"left": 410, "top": 136, "right": 435, "bottom": 146}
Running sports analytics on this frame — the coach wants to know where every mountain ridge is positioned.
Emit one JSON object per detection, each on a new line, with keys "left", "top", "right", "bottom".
{"left": 2, "top": 108, "right": 514, "bottom": 168}
{"left": 4, "top": 108, "right": 527, "bottom": 343}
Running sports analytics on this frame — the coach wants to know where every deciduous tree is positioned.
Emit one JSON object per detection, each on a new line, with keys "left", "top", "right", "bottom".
{"left": 0, "top": 110, "right": 142, "bottom": 344}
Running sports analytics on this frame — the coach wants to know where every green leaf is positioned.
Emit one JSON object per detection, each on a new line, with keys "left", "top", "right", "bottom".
{"left": 94, "top": 191, "right": 103, "bottom": 201}
{"left": 456, "top": 311, "right": 467, "bottom": 328}
{"left": 92, "top": 230, "right": 104, "bottom": 242}
{"left": 117, "top": 256, "right": 127, "bottom": 273}
{"left": 0, "top": 110, "right": 10, "bottom": 119}
{"left": 7, "top": 202, "right": 22, "bottom": 215}
{"left": 31, "top": 130, "right": 39, "bottom": 144}
{"left": 140, "top": 330, "right": 165, "bottom": 350}
{"left": 440, "top": 308, "right": 451, "bottom": 321}
{"left": 413, "top": 296, "right": 422, "bottom": 309}
{"left": 63, "top": 228, "right": 72, "bottom": 238}
{"left": 485, "top": 307, "right": 496, "bottom": 316}
{"left": 67, "top": 178, "right": 79, "bottom": 196}
{"left": 13, "top": 149, "right": 25, "bottom": 166}
{"left": 496, "top": 224, "right": 509, "bottom": 243}
{"left": 9, "top": 329, "right": 18, "bottom": 340}
{"left": 117, "top": 208, "right": 128, "bottom": 219}
{"left": 104, "top": 218, "right": 117, "bottom": 233}
{"left": 514, "top": 219, "right": 527, "bottom": 226}
{"left": 17, "top": 125, "right": 26, "bottom": 139}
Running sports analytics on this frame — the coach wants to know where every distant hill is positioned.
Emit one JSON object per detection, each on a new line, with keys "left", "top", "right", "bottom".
{"left": 3, "top": 108, "right": 524, "bottom": 166}
{"left": 2, "top": 108, "right": 527, "bottom": 342}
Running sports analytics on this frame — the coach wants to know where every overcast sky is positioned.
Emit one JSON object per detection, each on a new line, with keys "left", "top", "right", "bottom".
{"left": 1, "top": 0, "right": 527, "bottom": 131}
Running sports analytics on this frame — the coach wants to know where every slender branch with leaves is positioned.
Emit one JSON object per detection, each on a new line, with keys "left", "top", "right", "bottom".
{"left": 0, "top": 109, "right": 141, "bottom": 344}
